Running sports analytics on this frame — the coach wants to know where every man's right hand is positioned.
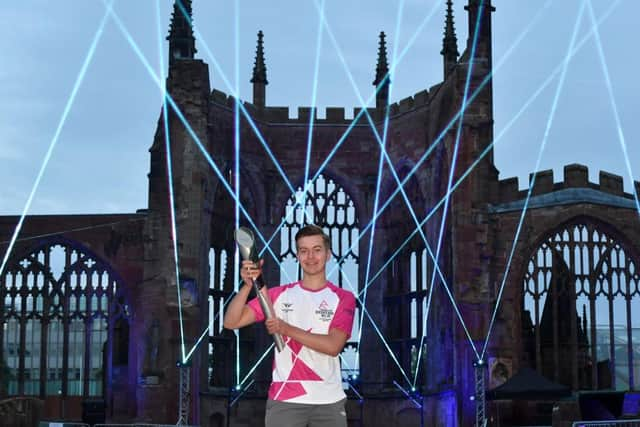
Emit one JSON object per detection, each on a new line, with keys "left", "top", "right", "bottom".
{"left": 240, "top": 259, "right": 263, "bottom": 284}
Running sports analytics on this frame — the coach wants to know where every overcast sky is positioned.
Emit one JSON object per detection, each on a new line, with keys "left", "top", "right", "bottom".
{"left": 1, "top": 0, "right": 638, "bottom": 216}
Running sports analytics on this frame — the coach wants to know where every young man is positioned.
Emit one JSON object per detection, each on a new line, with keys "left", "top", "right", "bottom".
{"left": 224, "top": 224, "right": 356, "bottom": 427}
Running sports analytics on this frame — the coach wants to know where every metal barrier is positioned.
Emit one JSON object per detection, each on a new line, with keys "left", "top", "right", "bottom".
{"left": 39, "top": 423, "right": 89, "bottom": 427}
{"left": 94, "top": 424, "right": 199, "bottom": 427}
{"left": 572, "top": 420, "right": 640, "bottom": 427}
{"left": 40, "top": 422, "right": 199, "bottom": 427}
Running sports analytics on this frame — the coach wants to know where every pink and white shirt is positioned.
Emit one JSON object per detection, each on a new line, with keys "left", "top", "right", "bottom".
{"left": 247, "top": 281, "right": 355, "bottom": 404}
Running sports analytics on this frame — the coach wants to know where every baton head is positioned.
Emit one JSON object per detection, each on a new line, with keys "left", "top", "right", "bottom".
{"left": 234, "top": 227, "right": 259, "bottom": 263}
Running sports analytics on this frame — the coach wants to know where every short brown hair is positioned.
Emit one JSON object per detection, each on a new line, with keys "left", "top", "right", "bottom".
{"left": 295, "top": 224, "right": 331, "bottom": 250}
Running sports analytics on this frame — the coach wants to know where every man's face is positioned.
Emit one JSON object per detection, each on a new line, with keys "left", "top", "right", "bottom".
{"left": 295, "top": 234, "right": 331, "bottom": 277}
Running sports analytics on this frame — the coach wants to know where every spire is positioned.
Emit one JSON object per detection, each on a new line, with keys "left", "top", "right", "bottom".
{"left": 251, "top": 31, "right": 268, "bottom": 85}
{"left": 372, "top": 31, "right": 390, "bottom": 111}
{"left": 464, "top": 0, "right": 495, "bottom": 55}
{"left": 251, "top": 31, "right": 268, "bottom": 107}
{"left": 167, "top": 0, "right": 196, "bottom": 63}
{"left": 441, "top": 0, "right": 459, "bottom": 78}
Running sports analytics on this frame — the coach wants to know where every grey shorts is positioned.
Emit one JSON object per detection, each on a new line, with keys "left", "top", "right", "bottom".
{"left": 265, "top": 398, "right": 347, "bottom": 427}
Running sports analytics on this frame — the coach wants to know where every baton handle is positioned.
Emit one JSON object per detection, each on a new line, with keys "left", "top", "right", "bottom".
{"left": 255, "top": 283, "right": 285, "bottom": 352}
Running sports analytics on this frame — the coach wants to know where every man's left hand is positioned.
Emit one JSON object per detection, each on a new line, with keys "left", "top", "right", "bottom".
{"left": 265, "top": 317, "right": 289, "bottom": 336}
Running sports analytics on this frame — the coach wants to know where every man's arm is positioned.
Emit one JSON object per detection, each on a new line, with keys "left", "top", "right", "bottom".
{"left": 265, "top": 318, "right": 348, "bottom": 357}
{"left": 223, "top": 260, "right": 261, "bottom": 330}
{"left": 222, "top": 282, "right": 256, "bottom": 329}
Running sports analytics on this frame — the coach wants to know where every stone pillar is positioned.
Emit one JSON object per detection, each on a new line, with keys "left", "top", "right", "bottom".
{"left": 136, "top": 58, "right": 212, "bottom": 424}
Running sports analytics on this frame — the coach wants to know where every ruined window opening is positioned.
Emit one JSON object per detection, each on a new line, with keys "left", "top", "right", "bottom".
{"left": 523, "top": 222, "right": 640, "bottom": 391}
{"left": 208, "top": 247, "right": 229, "bottom": 387}
{"left": 0, "top": 241, "right": 129, "bottom": 397}
{"left": 408, "top": 248, "right": 430, "bottom": 381}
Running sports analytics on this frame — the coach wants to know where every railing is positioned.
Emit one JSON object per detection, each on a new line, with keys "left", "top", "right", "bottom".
{"left": 39, "top": 423, "right": 90, "bottom": 427}
{"left": 39, "top": 424, "right": 199, "bottom": 427}
{"left": 572, "top": 420, "right": 640, "bottom": 427}
{"left": 94, "top": 424, "right": 199, "bottom": 427}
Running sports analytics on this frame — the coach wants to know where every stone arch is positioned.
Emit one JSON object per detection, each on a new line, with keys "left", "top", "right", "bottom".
{"left": 278, "top": 172, "right": 360, "bottom": 380}
{"left": 375, "top": 166, "right": 432, "bottom": 386}
{"left": 273, "top": 166, "right": 367, "bottom": 224}
{"left": 0, "top": 236, "right": 131, "bottom": 399}
{"left": 519, "top": 215, "right": 640, "bottom": 390}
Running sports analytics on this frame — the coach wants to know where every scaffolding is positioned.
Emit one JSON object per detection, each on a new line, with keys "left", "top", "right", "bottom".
{"left": 177, "top": 362, "right": 191, "bottom": 426}
{"left": 474, "top": 359, "right": 487, "bottom": 427}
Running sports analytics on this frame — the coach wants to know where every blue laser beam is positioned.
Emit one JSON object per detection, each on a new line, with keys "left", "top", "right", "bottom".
{"left": 346, "top": 381, "right": 363, "bottom": 401}
{"left": 310, "top": 0, "right": 438, "bottom": 242}
{"left": 357, "top": 0, "right": 407, "bottom": 369}
{"left": 230, "top": 379, "right": 255, "bottom": 407}
{"left": 100, "top": 3, "right": 296, "bottom": 363}
{"left": 417, "top": 0, "right": 486, "bottom": 370}
{"left": 190, "top": 0, "right": 616, "bottom": 392}
{"left": 360, "top": 0, "right": 619, "bottom": 295}
{"left": 480, "top": 0, "right": 586, "bottom": 361}
{"left": 428, "top": 0, "right": 484, "bottom": 318}
{"left": 414, "top": 281, "right": 436, "bottom": 386}
{"left": 393, "top": 380, "right": 422, "bottom": 409}
{"left": 102, "top": 0, "right": 283, "bottom": 267}
{"left": 354, "top": 2, "right": 622, "bottom": 367}
{"left": 269, "top": 264, "right": 419, "bottom": 401}
{"left": 260, "top": 0, "right": 446, "bottom": 265}
{"left": 172, "top": 1, "right": 296, "bottom": 197}
{"left": 237, "top": 343, "right": 274, "bottom": 389}
{"left": 185, "top": 324, "right": 211, "bottom": 362}
{"left": 310, "top": 0, "right": 443, "bottom": 256}
{"left": 584, "top": 0, "right": 640, "bottom": 218}
{"left": 328, "top": 0, "right": 552, "bottom": 288}
{"left": 340, "top": 271, "right": 415, "bottom": 386}
{"left": 0, "top": 1, "right": 114, "bottom": 278}
{"left": 322, "top": 0, "right": 556, "bottom": 375}
{"left": 307, "top": 0, "right": 448, "bottom": 190}
{"left": 331, "top": 0, "right": 626, "bottom": 376}
{"left": 155, "top": 0, "right": 186, "bottom": 362}
{"left": 362, "top": 136, "right": 484, "bottom": 382}
{"left": 367, "top": 2, "right": 616, "bottom": 350}
{"left": 300, "top": 0, "right": 327, "bottom": 220}
{"left": 234, "top": 0, "right": 242, "bottom": 386}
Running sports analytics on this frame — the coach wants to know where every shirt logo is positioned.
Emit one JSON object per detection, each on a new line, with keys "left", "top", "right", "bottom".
{"left": 281, "top": 302, "right": 294, "bottom": 313}
{"left": 316, "top": 300, "right": 334, "bottom": 321}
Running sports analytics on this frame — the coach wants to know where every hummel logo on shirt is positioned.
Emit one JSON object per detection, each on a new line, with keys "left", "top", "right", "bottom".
{"left": 282, "top": 302, "right": 294, "bottom": 313}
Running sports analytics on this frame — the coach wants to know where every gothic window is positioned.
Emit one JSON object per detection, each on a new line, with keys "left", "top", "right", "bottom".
{"left": 385, "top": 243, "right": 430, "bottom": 386}
{"left": 280, "top": 174, "right": 360, "bottom": 381}
{"left": 0, "top": 240, "right": 129, "bottom": 397}
{"left": 208, "top": 248, "right": 228, "bottom": 336}
{"left": 208, "top": 247, "right": 232, "bottom": 387}
{"left": 409, "top": 249, "right": 430, "bottom": 381}
{"left": 523, "top": 221, "right": 640, "bottom": 390}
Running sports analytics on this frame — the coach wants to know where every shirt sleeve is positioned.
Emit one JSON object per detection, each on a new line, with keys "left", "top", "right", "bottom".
{"left": 329, "top": 290, "right": 356, "bottom": 339}
{"left": 246, "top": 294, "right": 265, "bottom": 323}
{"left": 246, "top": 286, "right": 287, "bottom": 323}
